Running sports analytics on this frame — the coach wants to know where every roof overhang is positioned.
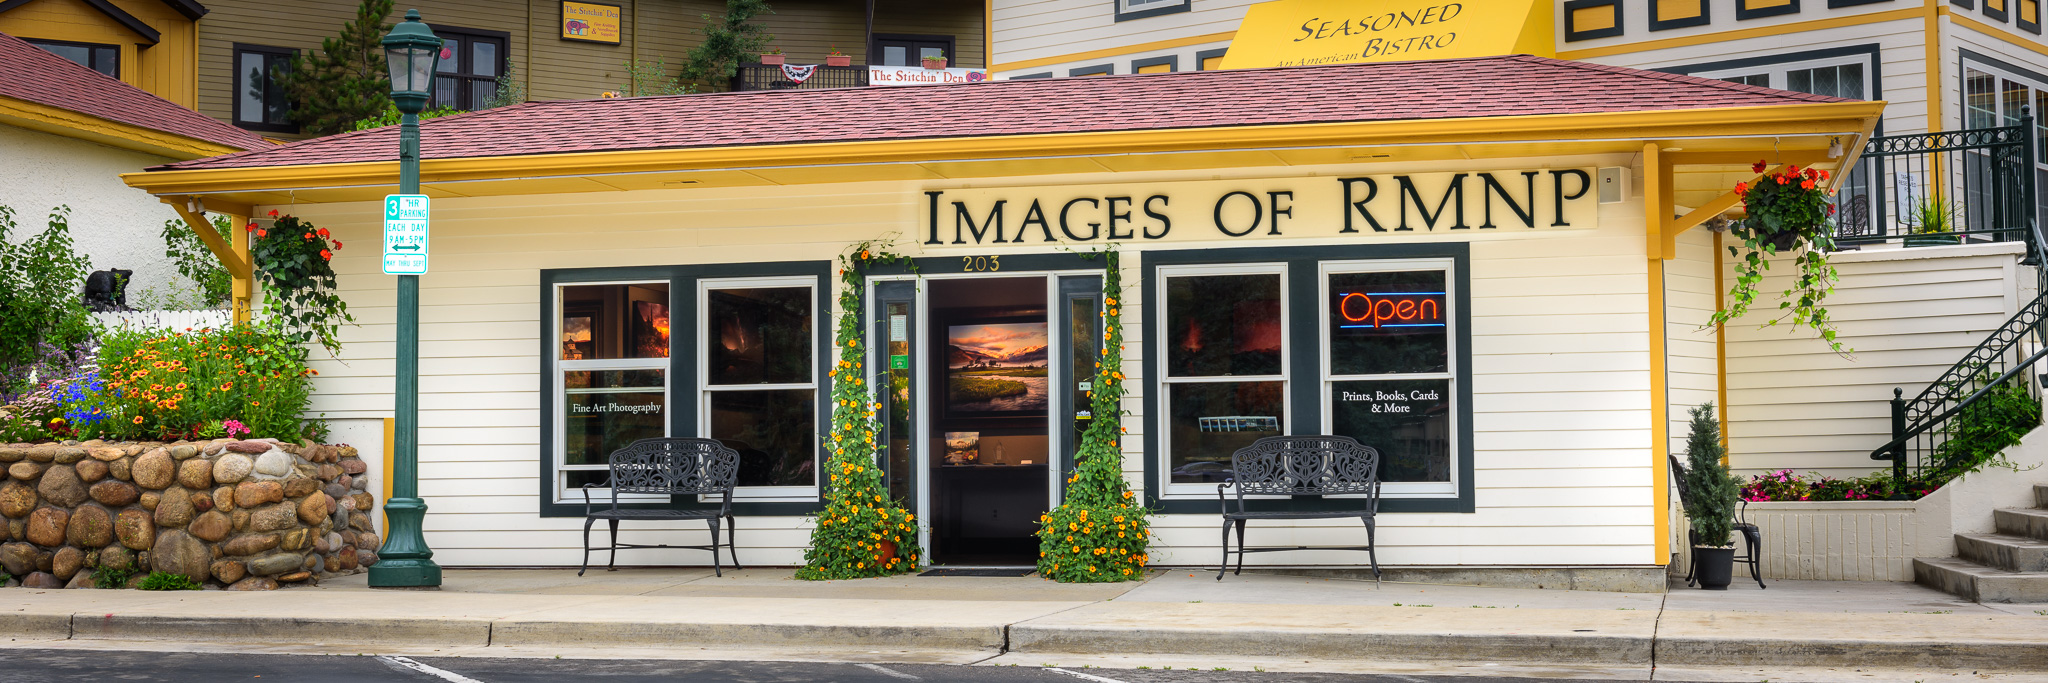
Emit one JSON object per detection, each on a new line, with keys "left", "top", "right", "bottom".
{"left": 123, "top": 100, "right": 1886, "bottom": 213}
{"left": 2, "top": 93, "right": 245, "bottom": 159}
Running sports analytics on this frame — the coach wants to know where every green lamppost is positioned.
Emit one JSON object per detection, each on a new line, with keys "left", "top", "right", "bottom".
{"left": 369, "top": 8, "right": 443, "bottom": 589}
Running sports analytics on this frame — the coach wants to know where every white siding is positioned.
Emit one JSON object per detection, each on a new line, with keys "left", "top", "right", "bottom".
{"left": 1666, "top": 226, "right": 1719, "bottom": 457}
{"left": 1945, "top": 20, "right": 2048, "bottom": 133}
{"left": 1722, "top": 242, "right": 2025, "bottom": 479}
{"left": 287, "top": 154, "right": 1661, "bottom": 569}
{"left": 992, "top": 0, "right": 1254, "bottom": 75}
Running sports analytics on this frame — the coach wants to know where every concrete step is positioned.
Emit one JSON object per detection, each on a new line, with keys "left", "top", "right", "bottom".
{"left": 1913, "top": 556, "right": 2048, "bottom": 603}
{"left": 1993, "top": 507, "right": 2048, "bottom": 541}
{"left": 1955, "top": 532, "right": 2048, "bottom": 573}
{"left": 2036, "top": 483, "right": 2048, "bottom": 509}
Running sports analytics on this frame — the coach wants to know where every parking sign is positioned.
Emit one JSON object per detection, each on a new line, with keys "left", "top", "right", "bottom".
{"left": 383, "top": 194, "right": 429, "bottom": 275}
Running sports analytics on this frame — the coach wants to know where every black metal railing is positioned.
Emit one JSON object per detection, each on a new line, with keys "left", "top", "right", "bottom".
{"left": 731, "top": 63, "right": 868, "bottom": 91}
{"left": 1868, "top": 114, "right": 2048, "bottom": 486}
{"left": 1835, "top": 115, "right": 2038, "bottom": 262}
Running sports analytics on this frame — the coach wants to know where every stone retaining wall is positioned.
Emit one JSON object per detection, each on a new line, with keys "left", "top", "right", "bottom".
{"left": 0, "top": 439, "right": 378, "bottom": 590}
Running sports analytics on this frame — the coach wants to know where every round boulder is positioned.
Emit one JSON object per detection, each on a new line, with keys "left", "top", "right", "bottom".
{"left": 190, "top": 491, "right": 213, "bottom": 513}
{"left": 221, "top": 533, "right": 278, "bottom": 556}
{"left": 212, "top": 486, "right": 235, "bottom": 511}
{"left": 0, "top": 542, "right": 35, "bottom": 576}
{"left": 235, "top": 481, "right": 282, "bottom": 507}
{"left": 226, "top": 441, "right": 272, "bottom": 455}
{"left": 25, "top": 507, "right": 68, "bottom": 547}
{"left": 8, "top": 461, "right": 43, "bottom": 481}
{"left": 115, "top": 509, "right": 154, "bottom": 550}
{"left": 168, "top": 444, "right": 199, "bottom": 460}
{"left": 0, "top": 481, "right": 36, "bottom": 518}
{"left": 65, "top": 504, "right": 113, "bottom": 547}
{"left": 250, "top": 504, "right": 296, "bottom": 533}
{"left": 132, "top": 450, "right": 174, "bottom": 489}
{"left": 52, "top": 447, "right": 85, "bottom": 465}
{"left": 210, "top": 559, "right": 245, "bottom": 584}
{"left": 87, "top": 447, "right": 125, "bottom": 462}
{"left": 150, "top": 530, "right": 209, "bottom": 583}
{"left": 211, "top": 453, "right": 253, "bottom": 484}
{"left": 252, "top": 450, "right": 292, "bottom": 477}
{"left": 283, "top": 477, "right": 319, "bottom": 499}
{"left": 74, "top": 459, "right": 107, "bottom": 484}
{"left": 226, "top": 576, "right": 278, "bottom": 591}
{"left": 96, "top": 546, "right": 134, "bottom": 572}
{"left": 246, "top": 552, "right": 302, "bottom": 576}
{"left": 108, "top": 456, "right": 131, "bottom": 482}
{"left": 356, "top": 549, "right": 379, "bottom": 567}
{"left": 187, "top": 510, "right": 231, "bottom": 543}
{"left": 88, "top": 480, "right": 139, "bottom": 507}
{"left": 176, "top": 458, "right": 212, "bottom": 490}
{"left": 297, "top": 493, "right": 332, "bottom": 526}
{"left": 51, "top": 546, "right": 82, "bottom": 581}
{"left": 340, "top": 458, "right": 367, "bottom": 475}
{"left": 153, "top": 487, "right": 195, "bottom": 528}
{"left": 21, "top": 571, "right": 61, "bottom": 589}
{"left": 36, "top": 465, "right": 86, "bottom": 507}
{"left": 278, "top": 571, "right": 312, "bottom": 583}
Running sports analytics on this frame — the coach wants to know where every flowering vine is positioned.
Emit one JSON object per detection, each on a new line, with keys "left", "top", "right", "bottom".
{"left": 1035, "top": 245, "right": 1151, "bottom": 582}
{"left": 1711, "top": 161, "right": 1846, "bottom": 354}
{"left": 796, "top": 241, "right": 924, "bottom": 580}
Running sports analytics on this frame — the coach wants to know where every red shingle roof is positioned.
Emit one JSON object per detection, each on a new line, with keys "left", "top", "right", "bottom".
{"left": 153, "top": 54, "right": 1852, "bottom": 172}
{"left": 0, "top": 31, "right": 267, "bottom": 153}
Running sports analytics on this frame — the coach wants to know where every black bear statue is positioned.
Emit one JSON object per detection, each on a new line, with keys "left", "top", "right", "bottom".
{"left": 82, "top": 269, "right": 132, "bottom": 312}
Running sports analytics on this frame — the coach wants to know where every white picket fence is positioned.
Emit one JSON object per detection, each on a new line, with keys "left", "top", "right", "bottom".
{"left": 92, "top": 309, "right": 234, "bottom": 332}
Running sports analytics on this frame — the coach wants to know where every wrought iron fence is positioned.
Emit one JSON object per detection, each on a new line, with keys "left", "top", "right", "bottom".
{"left": 731, "top": 64, "right": 868, "bottom": 92}
{"left": 1866, "top": 114, "right": 2048, "bottom": 488}
{"left": 1835, "top": 116, "right": 2038, "bottom": 260}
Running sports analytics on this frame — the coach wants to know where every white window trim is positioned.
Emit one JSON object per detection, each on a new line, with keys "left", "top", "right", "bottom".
{"left": 1155, "top": 262, "right": 1290, "bottom": 499}
{"left": 553, "top": 281, "right": 670, "bottom": 505}
{"left": 1119, "top": 0, "right": 1187, "bottom": 10}
{"left": 1318, "top": 258, "right": 1459, "bottom": 498}
{"left": 698, "top": 275, "right": 821, "bottom": 502}
{"left": 1688, "top": 53, "right": 1874, "bottom": 99}
{"left": 1963, "top": 59, "right": 2048, "bottom": 130}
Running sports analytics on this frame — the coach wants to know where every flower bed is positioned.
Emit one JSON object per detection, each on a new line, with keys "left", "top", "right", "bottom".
{"left": 0, "top": 438, "right": 377, "bottom": 591}
{"left": 1, "top": 326, "right": 321, "bottom": 444}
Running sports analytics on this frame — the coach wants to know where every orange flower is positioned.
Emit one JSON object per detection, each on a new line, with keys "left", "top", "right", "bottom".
{"left": 320, "top": 249, "right": 332, "bottom": 260}
{"left": 1801, "top": 179, "right": 1816, "bottom": 190}
{"left": 317, "top": 228, "right": 330, "bottom": 238}
{"left": 133, "top": 416, "right": 144, "bottom": 424}
{"left": 256, "top": 228, "right": 267, "bottom": 238}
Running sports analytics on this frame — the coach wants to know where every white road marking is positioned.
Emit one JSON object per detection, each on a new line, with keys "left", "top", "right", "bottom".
{"left": 855, "top": 662, "right": 921, "bottom": 679}
{"left": 377, "top": 656, "right": 488, "bottom": 683}
{"left": 1045, "top": 667, "right": 1130, "bottom": 683}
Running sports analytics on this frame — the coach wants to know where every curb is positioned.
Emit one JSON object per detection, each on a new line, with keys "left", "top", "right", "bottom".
{"left": 490, "top": 620, "right": 1006, "bottom": 652}
{"left": 1655, "top": 635, "right": 2048, "bottom": 671}
{"left": 0, "top": 612, "right": 72, "bottom": 640}
{"left": 1006, "top": 624, "right": 1653, "bottom": 666}
{"left": 67, "top": 614, "right": 492, "bottom": 647}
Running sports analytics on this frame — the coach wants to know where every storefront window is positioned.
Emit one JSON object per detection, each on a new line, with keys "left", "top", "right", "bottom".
{"left": 702, "top": 282, "right": 817, "bottom": 493}
{"left": 556, "top": 283, "right": 670, "bottom": 499}
{"left": 1324, "top": 263, "right": 1456, "bottom": 488}
{"left": 1159, "top": 267, "right": 1287, "bottom": 485}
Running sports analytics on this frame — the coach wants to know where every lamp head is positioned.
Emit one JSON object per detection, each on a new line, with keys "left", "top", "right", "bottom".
{"left": 381, "top": 9, "right": 443, "bottom": 114}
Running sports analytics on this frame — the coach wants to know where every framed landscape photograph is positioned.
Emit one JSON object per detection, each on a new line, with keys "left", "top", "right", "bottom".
{"left": 944, "top": 320, "right": 1050, "bottom": 418}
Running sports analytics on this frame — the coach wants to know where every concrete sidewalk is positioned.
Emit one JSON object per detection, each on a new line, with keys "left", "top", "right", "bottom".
{"left": 3, "top": 568, "right": 2046, "bottom": 680}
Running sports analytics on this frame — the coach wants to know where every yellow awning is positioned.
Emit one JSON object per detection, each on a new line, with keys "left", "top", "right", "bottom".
{"left": 1218, "top": 0, "right": 1554, "bottom": 69}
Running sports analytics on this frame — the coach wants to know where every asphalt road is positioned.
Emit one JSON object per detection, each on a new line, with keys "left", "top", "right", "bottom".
{"left": 0, "top": 649, "right": 1650, "bottom": 683}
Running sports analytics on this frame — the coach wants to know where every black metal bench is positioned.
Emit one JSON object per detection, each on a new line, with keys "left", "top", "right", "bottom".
{"left": 580, "top": 438, "right": 742, "bottom": 577}
{"left": 1668, "top": 454, "right": 1765, "bottom": 589}
{"left": 1218, "top": 435, "right": 1382, "bottom": 582}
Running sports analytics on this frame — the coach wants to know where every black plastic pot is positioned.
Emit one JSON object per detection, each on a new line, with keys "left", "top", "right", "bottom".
{"left": 1693, "top": 546, "right": 1736, "bottom": 590}
{"left": 1904, "top": 233, "right": 1961, "bottom": 247}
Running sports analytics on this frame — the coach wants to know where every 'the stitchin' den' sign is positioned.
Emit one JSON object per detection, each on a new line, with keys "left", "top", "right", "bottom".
{"left": 920, "top": 169, "right": 1600, "bottom": 246}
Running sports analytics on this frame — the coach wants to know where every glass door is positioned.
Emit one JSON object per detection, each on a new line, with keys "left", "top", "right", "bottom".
{"left": 1056, "top": 275, "right": 1101, "bottom": 500}
{"left": 872, "top": 280, "right": 918, "bottom": 507}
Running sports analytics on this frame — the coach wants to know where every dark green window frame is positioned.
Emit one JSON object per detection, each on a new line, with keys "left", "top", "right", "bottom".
{"left": 1140, "top": 243, "right": 1475, "bottom": 514}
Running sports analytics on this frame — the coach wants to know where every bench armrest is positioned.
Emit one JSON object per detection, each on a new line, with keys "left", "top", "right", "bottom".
{"left": 580, "top": 481, "right": 612, "bottom": 516}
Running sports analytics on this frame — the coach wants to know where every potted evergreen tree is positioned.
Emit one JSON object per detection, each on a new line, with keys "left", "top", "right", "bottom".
{"left": 1683, "top": 402, "right": 1742, "bottom": 590}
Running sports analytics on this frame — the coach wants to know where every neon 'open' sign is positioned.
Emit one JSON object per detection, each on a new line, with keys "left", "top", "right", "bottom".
{"left": 1337, "top": 291, "right": 1445, "bottom": 330}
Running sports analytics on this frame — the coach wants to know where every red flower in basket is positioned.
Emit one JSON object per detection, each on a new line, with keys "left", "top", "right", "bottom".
{"left": 245, "top": 222, "right": 257, "bottom": 232}
{"left": 1751, "top": 160, "right": 1767, "bottom": 173}
{"left": 319, "top": 249, "right": 332, "bottom": 261}
{"left": 318, "top": 228, "right": 330, "bottom": 238}
{"left": 268, "top": 209, "right": 279, "bottom": 217}
{"left": 1734, "top": 181, "right": 1749, "bottom": 197}
{"left": 332, "top": 240, "right": 342, "bottom": 249}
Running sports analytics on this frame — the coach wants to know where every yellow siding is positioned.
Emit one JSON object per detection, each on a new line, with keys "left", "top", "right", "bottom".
{"left": 0, "top": 0, "right": 198, "bottom": 108}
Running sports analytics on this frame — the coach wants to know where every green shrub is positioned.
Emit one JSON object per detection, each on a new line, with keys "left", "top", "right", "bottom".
{"left": 92, "top": 560, "right": 136, "bottom": 590}
{"left": 136, "top": 571, "right": 201, "bottom": 591}
{"left": 159, "top": 215, "right": 233, "bottom": 308}
{"left": 0, "top": 204, "right": 96, "bottom": 398}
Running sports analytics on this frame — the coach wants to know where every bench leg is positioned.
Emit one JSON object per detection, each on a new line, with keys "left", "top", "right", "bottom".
{"left": 579, "top": 516, "right": 597, "bottom": 577}
{"left": 607, "top": 519, "right": 621, "bottom": 572}
{"left": 1233, "top": 519, "right": 1248, "bottom": 576}
{"left": 707, "top": 517, "right": 722, "bottom": 578}
{"left": 1217, "top": 518, "right": 1231, "bottom": 581}
{"left": 1744, "top": 529, "right": 1766, "bottom": 589}
{"left": 1364, "top": 516, "right": 1381, "bottom": 586}
{"left": 726, "top": 512, "right": 743, "bottom": 571}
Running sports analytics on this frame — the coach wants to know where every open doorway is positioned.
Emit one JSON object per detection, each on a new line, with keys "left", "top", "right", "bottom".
{"left": 927, "top": 276, "right": 1051, "bottom": 565}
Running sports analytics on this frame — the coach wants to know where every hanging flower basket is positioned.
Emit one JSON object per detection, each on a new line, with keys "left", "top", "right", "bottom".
{"left": 1712, "top": 161, "right": 1848, "bottom": 354}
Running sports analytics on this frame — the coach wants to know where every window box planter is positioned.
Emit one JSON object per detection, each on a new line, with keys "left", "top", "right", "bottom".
{"left": 827, "top": 55, "right": 852, "bottom": 67}
{"left": 921, "top": 57, "right": 947, "bottom": 70}
{"left": 760, "top": 54, "right": 785, "bottom": 66}
{"left": 1905, "top": 233, "right": 1962, "bottom": 247}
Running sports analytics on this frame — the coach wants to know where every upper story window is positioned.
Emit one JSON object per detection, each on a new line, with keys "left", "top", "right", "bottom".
{"left": 1115, "top": 0, "right": 1191, "bottom": 21}
{"left": 873, "top": 35, "right": 953, "bottom": 67}
{"left": 26, "top": 39, "right": 117, "bottom": 77}
{"left": 430, "top": 26, "right": 507, "bottom": 111}
{"left": 234, "top": 44, "right": 296, "bottom": 133}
